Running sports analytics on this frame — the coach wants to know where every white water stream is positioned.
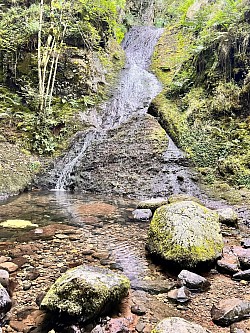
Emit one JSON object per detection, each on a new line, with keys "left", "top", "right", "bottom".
{"left": 55, "top": 27, "right": 164, "bottom": 190}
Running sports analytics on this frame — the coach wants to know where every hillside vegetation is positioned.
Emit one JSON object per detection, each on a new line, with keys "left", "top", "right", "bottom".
{"left": 151, "top": 0, "right": 250, "bottom": 195}
{"left": 0, "top": 0, "right": 125, "bottom": 154}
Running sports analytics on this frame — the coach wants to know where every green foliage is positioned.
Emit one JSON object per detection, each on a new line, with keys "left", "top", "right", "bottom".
{"left": 0, "top": 0, "right": 125, "bottom": 155}
{"left": 152, "top": 1, "right": 250, "bottom": 189}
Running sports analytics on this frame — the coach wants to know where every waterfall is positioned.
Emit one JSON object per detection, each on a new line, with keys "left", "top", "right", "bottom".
{"left": 53, "top": 27, "right": 164, "bottom": 190}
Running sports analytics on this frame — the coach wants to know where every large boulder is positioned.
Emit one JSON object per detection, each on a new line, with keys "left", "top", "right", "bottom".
{"left": 147, "top": 201, "right": 223, "bottom": 267}
{"left": 40, "top": 265, "right": 130, "bottom": 322}
{"left": 151, "top": 317, "right": 211, "bottom": 333}
{"left": 0, "top": 283, "right": 12, "bottom": 319}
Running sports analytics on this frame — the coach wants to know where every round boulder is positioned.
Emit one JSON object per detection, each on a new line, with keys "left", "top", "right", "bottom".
{"left": 40, "top": 265, "right": 130, "bottom": 322}
{"left": 151, "top": 317, "right": 211, "bottom": 333}
{"left": 147, "top": 201, "right": 223, "bottom": 267}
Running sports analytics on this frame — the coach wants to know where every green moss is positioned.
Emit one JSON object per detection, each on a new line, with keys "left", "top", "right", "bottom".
{"left": 150, "top": 126, "right": 169, "bottom": 153}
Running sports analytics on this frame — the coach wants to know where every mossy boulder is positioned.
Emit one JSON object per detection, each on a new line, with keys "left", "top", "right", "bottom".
{"left": 40, "top": 265, "right": 130, "bottom": 322}
{"left": 147, "top": 201, "right": 223, "bottom": 268}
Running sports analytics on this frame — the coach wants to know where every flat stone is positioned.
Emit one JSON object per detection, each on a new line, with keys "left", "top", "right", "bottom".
{"left": 233, "top": 269, "right": 250, "bottom": 281}
{"left": 132, "top": 209, "right": 152, "bottom": 221}
{"left": 0, "top": 262, "right": 18, "bottom": 273}
{"left": 137, "top": 198, "right": 168, "bottom": 211}
{"left": 152, "top": 317, "right": 211, "bottom": 333}
{"left": 211, "top": 298, "right": 250, "bottom": 326}
{"left": 177, "top": 270, "right": 210, "bottom": 292}
{"left": 0, "top": 256, "right": 10, "bottom": 264}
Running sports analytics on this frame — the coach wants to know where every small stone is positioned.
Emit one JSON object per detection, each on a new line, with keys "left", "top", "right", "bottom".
{"left": 216, "top": 208, "right": 238, "bottom": 226}
{"left": 233, "top": 269, "right": 250, "bottom": 281}
{"left": 0, "top": 262, "right": 18, "bottom": 273}
{"left": 136, "top": 321, "right": 145, "bottom": 332}
{"left": 23, "top": 281, "right": 32, "bottom": 291}
{"left": 167, "top": 286, "right": 191, "bottom": 303}
{"left": 131, "top": 304, "right": 147, "bottom": 315}
{"left": 0, "top": 269, "right": 9, "bottom": 288}
{"left": 242, "top": 238, "right": 250, "bottom": 249}
{"left": 132, "top": 209, "right": 152, "bottom": 221}
{"left": 177, "top": 270, "right": 210, "bottom": 292}
{"left": 55, "top": 234, "right": 69, "bottom": 239}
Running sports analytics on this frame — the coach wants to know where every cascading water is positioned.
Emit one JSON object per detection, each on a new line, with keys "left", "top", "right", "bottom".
{"left": 53, "top": 26, "right": 164, "bottom": 190}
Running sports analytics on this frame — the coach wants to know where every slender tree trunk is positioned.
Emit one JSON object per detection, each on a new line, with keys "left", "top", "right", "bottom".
{"left": 38, "top": 0, "right": 44, "bottom": 111}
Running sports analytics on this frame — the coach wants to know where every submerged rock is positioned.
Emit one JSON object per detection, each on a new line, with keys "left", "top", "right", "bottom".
{"left": 0, "top": 219, "right": 38, "bottom": 229}
{"left": 40, "top": 265, "right": 130, "bottom": 322}
{"left": 147, "top": 201, "right": 223, "bottom": 267}
{"left": 177, "top": 270, "right": 210, "bottom": 292}
{"left": 211, "top": 298, "right": 250, "bottom": 326}
{"left": 151, "top": 317, "right": 211, "bottom": 333}
{"left": 0, "top": 283, "right": 12, "bottom": 318}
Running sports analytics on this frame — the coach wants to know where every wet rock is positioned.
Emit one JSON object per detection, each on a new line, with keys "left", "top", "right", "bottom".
{"left": 0, "top": 262, "right": 18, "bottom": 273}
{"left": 177, "top": 270, "right": 210, "bottom": 292}
{"left": 147, "top": 201, "right": 223, "bottom": 268}
{"left": 137, "top": 198, "right": 167, "bottom": 211}
{"left": 40, "top": 265, "right": 130, "bottom": 322}
{"left": 131, "top": 304, "right": 147, "bottom": 315}
{"left": 216, "top": 208, "right": 238, "bottom": 226}
{"left": 217, "top": 253, "right": 240, "bottom": 275}
{"left": 132, "top": 209, "right": 152, "bottom": 221}
{"left": 0, "top": 283, "right": 12, "bottom": 318}
{"left": 167, "top": 286, "right": 191, "bottom": 303}
{"left": 233, "top": 269, "right": 250, "bottom": 281}
{"left": 230, "top": 319, "right": 250, "bottom": 332}
{"left": 152, "top": 317, "right": 211, "bottom": 333}
{"left": 0, "top": 270, "right": 9, "bottom": 289}
{"left": 211, "top": 298, "right": 250, "bottom": 326}
{"left": 167, "top": 194, "right": 202, "bottom": 205}
{"left": 242, "top": 239, "right": 250, "bottom": 249}
{"left": 131, "top": 280, "right": 174, "bottom": 294}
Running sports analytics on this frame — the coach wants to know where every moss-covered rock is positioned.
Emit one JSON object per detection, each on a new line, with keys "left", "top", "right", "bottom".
{"left": 40, "top": 265, "right": 130, "bottom": 322}
{"left": 0, "top": 220, "right": 38, "bottom": 229}
{"left": 147, "top": 201, "right": 223, "bottom": 267}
